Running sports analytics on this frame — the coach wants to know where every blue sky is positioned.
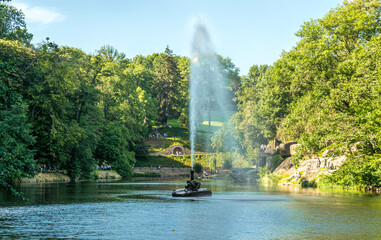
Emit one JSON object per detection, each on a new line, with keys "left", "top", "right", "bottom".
{"left": 12, "top": 0, "right": 343, "bottom": 75}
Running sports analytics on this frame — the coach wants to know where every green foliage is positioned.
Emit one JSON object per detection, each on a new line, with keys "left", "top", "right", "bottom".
{"left": 0, "top": 0, "right": 245, "bottom": 196}
{"left": 0, "top": 39, "right": 35, "bottom": 92}
{"left": 232, "top": 0, "right": 381, "bottom": 188}
{"left": 0, "top": 85, "right": 35, "bottom": 199}
{"left": 211, "top": 122, "right": 239, "bottom": 153}
{"left": 135, "top": 154, "right": 225, "bottom": 170}
{"left": 95, "top": 122, "right": 132, "bottom": 164}
{"left": 113, "top": 151, "right": 135, "bottom": 178}
{"left": 276, "top": 0, "right": 381, "bottom": 156}
{"left": 153, "top": 46, "right": 182, "bottom": 124}
{"left": 135, "top": 155, "right": 187, "bottom": 168}
{"left": 322, "top": 155, "right": 381, "bottom": 189}
{"left": 222, "top": 157, "right": 233, "bottom": 170}
{"left": 0, "top": 1, "right": 33, "bottom": 45}
{"left": 193, "top": 162, "right": 203, "bottom": 173}
{"left": 257, "top": 166, "right": 280, "bottom": 184}
{"left": 158, "top": 121, "right": 189, "bottom": 139}
{"left": 270, "top": 153, "right": 284, "bottom": 171}
{"left": 301, "top": 180, "right": 317, "bottom": 188}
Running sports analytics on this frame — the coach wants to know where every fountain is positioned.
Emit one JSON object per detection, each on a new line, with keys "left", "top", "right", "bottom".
{"left": 173, "top": 20, "right": 227, "bottom": 197}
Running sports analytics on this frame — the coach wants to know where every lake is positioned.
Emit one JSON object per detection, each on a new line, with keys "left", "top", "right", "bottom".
{"left": 0, "top": 178, "right": 380, "bottom": 239}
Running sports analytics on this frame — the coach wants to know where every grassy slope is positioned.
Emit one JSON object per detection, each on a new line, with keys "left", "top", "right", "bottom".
{"left": 148, "top": 113, "right": 232, "bottom": 153}
{"left": 140, "top": 115, "right": 230, "bottom": 168}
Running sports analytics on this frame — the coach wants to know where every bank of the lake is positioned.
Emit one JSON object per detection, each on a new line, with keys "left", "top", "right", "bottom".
{"left": 20, "top": 167, "right": 202, "bottom": 183}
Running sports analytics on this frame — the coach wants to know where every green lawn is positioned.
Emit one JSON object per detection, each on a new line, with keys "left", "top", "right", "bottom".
{"left": 148, "top": 114, "right": 232, "bottom": 153}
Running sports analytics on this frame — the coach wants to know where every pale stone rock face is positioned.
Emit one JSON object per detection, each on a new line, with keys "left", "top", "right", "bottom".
{"left": 274, "top": 154, "right": 348, "bottom": 183}
{"left": 322, "top": 149, "right": 334, "bottom": 157}
{"left": 279, "top": 141, "right": 298, "bottom": 158}
{"left": 290, "top": 144, "right": 299, "bottom": 156}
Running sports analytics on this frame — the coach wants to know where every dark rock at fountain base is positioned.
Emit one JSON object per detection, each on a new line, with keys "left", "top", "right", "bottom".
{"left": 172, "top": 188, "right": 212, "bottom": 197}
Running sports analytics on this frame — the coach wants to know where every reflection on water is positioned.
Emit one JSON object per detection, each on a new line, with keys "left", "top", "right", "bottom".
{"left": 0, "top": 179, "right": 380, "bottom": 239}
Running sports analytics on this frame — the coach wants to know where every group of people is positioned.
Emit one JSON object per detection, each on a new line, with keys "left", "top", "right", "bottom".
{"left": 148, "top": 133, "right": 162, "bottom": 138}
{"left": 39, "top": 163, "right": 55, "bottom": 173}
{"left": 96, "top": 164, "right": 112, "bottom": 170}
{"left": 150, "top": 165, "right": 164, "bottom": 170}
{"left": 260, "top": 144, "right": 271, "bottom": 152}
{"left": 148, "top": 132, "right": 168, "bottom": 138}
{"left": 260, "top": 144, "right": 280, "bottom": 153}
{"left": 148, "top": 124, "right": 172, "bottom": 138}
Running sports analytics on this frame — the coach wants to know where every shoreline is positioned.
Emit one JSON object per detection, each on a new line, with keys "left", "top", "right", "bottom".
{"left": 19, "top": 167, "right": 199, "bottom": 183}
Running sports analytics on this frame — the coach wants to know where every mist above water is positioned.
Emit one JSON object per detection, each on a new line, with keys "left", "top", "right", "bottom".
{"left": 189, "top": 21, "right": 231, "bottom": 168}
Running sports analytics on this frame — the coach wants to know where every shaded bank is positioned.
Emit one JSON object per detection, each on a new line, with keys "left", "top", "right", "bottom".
{"left": 19, "top": 168, "right": 205, "bottom": 183}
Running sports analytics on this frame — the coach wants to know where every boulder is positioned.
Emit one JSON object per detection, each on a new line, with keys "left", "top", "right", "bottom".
{"left": 279, "top": 141, "right": 297, "bottom": 158}
{"left": 273, "top": 157, "right": 293, "bottom": 175}
{"left": 322, "top": 149, "right": 334, "bottom": 157}
{"left": 351, "top": 141, "right": 364, "bottom": 152}
{"left": 290, "top": 144, "right": 299, "bottom": 156}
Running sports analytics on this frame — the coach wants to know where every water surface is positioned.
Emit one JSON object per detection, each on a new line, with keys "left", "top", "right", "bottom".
{"left": 0, "top": 179, "right": 380, "bottom": 239}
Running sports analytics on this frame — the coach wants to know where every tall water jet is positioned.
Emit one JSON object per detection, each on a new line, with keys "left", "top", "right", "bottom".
{"left": 190, "top": 21, "right": 232, "bottom": 167}
{"left": 173, "top": 20, "right": 228, "bottom": 197}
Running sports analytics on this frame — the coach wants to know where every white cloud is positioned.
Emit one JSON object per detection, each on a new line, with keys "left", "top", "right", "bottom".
{"left": 12, "top": 3, "right": 66, "bottom": 24}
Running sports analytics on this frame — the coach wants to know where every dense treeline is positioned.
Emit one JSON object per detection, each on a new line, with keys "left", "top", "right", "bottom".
{"left": 0, "top": 0, "right": 241, "bottom": 197}
{"left": 231, "top": 0, "right": 381, "bottom": 188}
{"left": 2, "top": 0, "right": 380, "bottom": 195}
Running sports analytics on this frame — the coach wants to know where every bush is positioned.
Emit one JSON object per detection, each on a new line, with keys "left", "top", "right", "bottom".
{"left": 194, "top": 163, "right": 203, "bottom": 173}
{"left": 223, "top": 158, "right": 233, "bottom": 170}
{"left": 135, "top": 154, "right": 225, "bottom": 170}
{"left": 113, "top": 152, "right": 135, "bottom": 178}
{"left": 322, "top": 155, "right": 381, "bottom": 189}
{"left": 257, "top": 166, "right": 280, "bottom": 184}
{"left": 270, "top": 154, "right": 284, "bottom": 171}
{"left": 301, "top": 180, "right": 317, "bottom": 188}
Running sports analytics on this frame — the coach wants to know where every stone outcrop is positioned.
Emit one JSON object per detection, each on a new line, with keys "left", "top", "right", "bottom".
{"left": 289, "top": 144, "right": 299, "bottom": 156}
{"left": 273, "top": 157, "right": 293, "bottom": 176}
{"left": 274, "top": 155, "right": 348, "bottom": 183}
{"left": 256, "top": 152, "right": 273, "bottom": 168}
{"left": 279, "top": 141, "right": 298, "bottom": 158}
{"left": 322, "top": 149, "right": 334, "bottom": 157}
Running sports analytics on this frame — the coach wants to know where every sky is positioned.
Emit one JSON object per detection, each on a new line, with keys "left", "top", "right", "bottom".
{"left": 11, "top": 0, "right": 343, "bottom": 75}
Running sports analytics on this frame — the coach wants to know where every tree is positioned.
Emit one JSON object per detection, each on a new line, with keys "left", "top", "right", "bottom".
{"left": 0, "top": 0, "right": 33, "bottom": 45}
{"left": 95, "top": 122, "right": 136, "bottom": 178}
{"left": 0, "top": 84, "right": 36, "bottom": 199}
{"left": 31, "top": 42, "right": 103, "bottom": 180}
{"left": 153, "top": 46, "right": 181, "bottom": 124}
{"left": 176, "top": 56, "right": 190, "bottom": 125}
{"left": 0, "top": 39, "right": 35, "bottom": 92}
{"left": 232, "top": 0, "right": 381, "bottom": 170}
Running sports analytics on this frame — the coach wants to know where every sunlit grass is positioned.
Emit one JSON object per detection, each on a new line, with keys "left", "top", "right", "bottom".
{"left": 201, "top": 121, "right": 224, "bottom": 127}
{"left": 148, "top": 114, "right": 234, "bottom": 153}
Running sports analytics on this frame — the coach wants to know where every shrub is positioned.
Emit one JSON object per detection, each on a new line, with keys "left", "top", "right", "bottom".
{"left": 135, "top": 154, "right": 225, "bottom": 169}
{"left": 322, "top": 155, "right": 381, "bottom": 189}
{"left": 194, "top": 163, "right": 203, "bottom": 173}
{"left": 223, "top": 157, "right": 233, "bottom": 170}
{"left": 113, "top": 152, "right": 135, "bottom": 178}
{"left": 270, "top": 154, "right": 284, "bottom": 171}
